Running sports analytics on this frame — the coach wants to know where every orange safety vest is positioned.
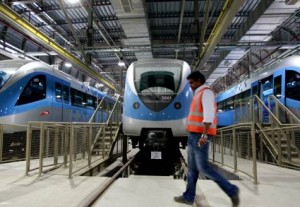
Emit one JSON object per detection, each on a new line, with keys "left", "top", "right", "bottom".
{"left": 186, "top": 87, "right": 217, "bottom": 135}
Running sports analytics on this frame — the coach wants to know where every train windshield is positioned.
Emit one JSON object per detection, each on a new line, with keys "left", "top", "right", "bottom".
{"left": 134, "top": 63, "right": 182, "bottom": 94}
{"left": 0, "top": 71, "right": 12, "bottom": 89}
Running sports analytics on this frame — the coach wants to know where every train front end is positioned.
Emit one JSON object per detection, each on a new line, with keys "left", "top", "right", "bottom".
{"left": 123, "top": 59, "right": 192, "bottom": 148}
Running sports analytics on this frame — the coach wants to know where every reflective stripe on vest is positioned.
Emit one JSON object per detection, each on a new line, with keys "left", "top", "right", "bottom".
{"left": 186, "top": 87, "right": 217, "bottom": 135}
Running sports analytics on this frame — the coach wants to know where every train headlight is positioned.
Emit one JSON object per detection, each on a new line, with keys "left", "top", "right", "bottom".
{"left": 133, "top": 102, "right": 140, "bottom": 109}
{"left": 174, "top": 102, "right": 181, "bottom": 109}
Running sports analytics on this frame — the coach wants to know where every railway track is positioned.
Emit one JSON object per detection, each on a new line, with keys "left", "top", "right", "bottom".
{"left": 81, "top": 148, "right": 205, "bottom": 207}
{"left": 81, "top": 155, "right": 137, "bottom": 207}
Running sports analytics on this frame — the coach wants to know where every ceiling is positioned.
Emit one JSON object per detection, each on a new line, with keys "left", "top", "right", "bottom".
{"left": 0, "top": 0, "right": 300, "bottom": 95}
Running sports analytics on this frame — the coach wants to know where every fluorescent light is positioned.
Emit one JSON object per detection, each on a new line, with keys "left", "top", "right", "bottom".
{"left": 118, "top": 60, "right": 125, "bottom": 67}
{"left": 64, "top": 62, "right": 72, "bottom": 68}
{"left": 64, "top": 0, "right": 80, "bottom": 4}
{"left": 95, "top": 83, "right": 104, "bottom": 88}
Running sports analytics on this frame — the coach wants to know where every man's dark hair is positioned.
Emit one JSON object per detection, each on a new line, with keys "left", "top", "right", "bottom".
{"left": 187, "top": 71, "right": 206, "bottom": 84}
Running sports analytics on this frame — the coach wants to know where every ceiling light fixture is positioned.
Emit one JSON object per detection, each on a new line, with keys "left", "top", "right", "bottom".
{"left": 64, "top": 62, "right": 72, "bottom": 68}
{"left": 118, "top": 57, "right": 125, "bottom": 67}
{"left": 64, "top": 0, "right": 80, "bottom": 4}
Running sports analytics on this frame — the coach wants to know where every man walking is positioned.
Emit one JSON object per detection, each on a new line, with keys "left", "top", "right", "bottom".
{"left": 174, "top": 71, "right": 240, "bottom": 206}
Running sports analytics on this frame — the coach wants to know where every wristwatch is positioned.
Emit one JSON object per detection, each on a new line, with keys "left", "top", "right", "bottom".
{"left": 201, "top": 134, "right": 208, "bottom": 139}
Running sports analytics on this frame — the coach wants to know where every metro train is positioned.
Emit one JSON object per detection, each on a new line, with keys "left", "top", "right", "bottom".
{"left": 0, "top": 59, "right": 115, "bottom": 130}
{"left": 122, "top": 58, "right": 193, "bottom": 149}
{"left": 216, "top": 55, "right": 300, "bottom": 127}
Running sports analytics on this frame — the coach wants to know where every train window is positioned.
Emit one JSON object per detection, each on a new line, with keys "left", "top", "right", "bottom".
{"left": 274, "top": 76, "right": 282, "bottom": 98}
{"left": 286, "top": 70, "right": 300, "bottom": 101}
{"left": 0, "top": 71, "right": 11, "bottom": 89}
{"left": 217, "top": 100, "right": 224, "bottom": 112}
{"left": 261, "top": 76, "right": 273, "bottom": 96}
{"left": 139, "top": 72, "right": 175, "bottom": 93}
{"left": 224, "top": 97, "right": 234, "bottom": 111}
{"left": 70, "top": 88, "right": 97, "bottom": 108}
{"left": 134, "top": 63, "right": 182, "bottom": 93}
{"left": 86, "top": 95, "right": 96, "bottom": 108}
{"left": 55, "top": 82, "right": 62, "bottom": 101}
{"left": 16, "top": 75, "right": 46, "bottom": 105}
{"left": 71, "top": 88, "right": 84, "bottom": 107}
{"left": 63, "top": 85, "right": 70, "bottom": 103}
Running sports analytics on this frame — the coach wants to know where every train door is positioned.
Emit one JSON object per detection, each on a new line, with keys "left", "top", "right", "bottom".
{"left": 62, "top": 82, "right": 71, "bottom": 121}
{"left": 251, "top": 81, "right": 260, "bottom": 97}
{"left": 53, "top": 78, "right": 71, "bottom": 122}
{"left": 273, "top": 70, "right": 285, "bottom": 103}
{"left": 272, "top": 70, "right": 285, "bottom": 122}
{"left": 260, "top": 75, "right": 273, "bottom": 104}
{"left": 260, "top": 75, "right": 273, "bottom": 122}
{"left": 251, "top": 81, "right": 260, "bottom": 122}
{"left": 251, "top": 77, "right": 273, "bottom": 123}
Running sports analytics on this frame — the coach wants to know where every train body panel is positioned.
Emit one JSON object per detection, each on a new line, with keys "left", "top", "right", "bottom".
{"left": 123, "top": 116, "right": 188, "bottom": 137}
{"left": 0, "top": 59, "right": 115, "bottom": 131}
{"left": 122, "top": 58, "right": 192, "bottom": 148}
{"left": 123, "top": 82, "right": 191, "bottom": 121}
{"left": 216, "top": 111, "right": 235, "bottom": 127}
{"left": 123, "top": 82, "right": 191, "bottom": 136}
{"left": 216, "top": 55, "right": 300, "bottom": 127}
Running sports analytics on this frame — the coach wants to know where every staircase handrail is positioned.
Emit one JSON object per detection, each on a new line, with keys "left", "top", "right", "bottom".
{"left": 268, "top": 95, "right": 300, "bottom": 125}
{"left": 105, "top": 94, "right": 121, "bottom": 125}
{"left": 252, "top": 95, "right": 282, "bottom": 126}
{"left": 255, "top": 123, "right": 280, "bottom": 165}
{"left": 89, "top": 94, "right": 107, "bottom": 123}
{"left": 90, "top": 95, "right": 121, "bottom": 153}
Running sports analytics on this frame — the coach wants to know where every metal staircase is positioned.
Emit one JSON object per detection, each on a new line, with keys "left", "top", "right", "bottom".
{"left": 255, "top": 123, "right": 300, "bottom": 168}
{"left": 89, "top": 95, "right": 122, "bottom": 158}
{"left": 91, "top": 122, "right": 121, "bottom": 157}
{"left": 234, "top": 95, "right": 300, "bottom": 169}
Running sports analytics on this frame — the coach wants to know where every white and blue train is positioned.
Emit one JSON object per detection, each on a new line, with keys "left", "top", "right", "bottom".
{"left": 216, "top": 55, "right": 300, "bottom": 127}
{"left": 0, "top": 59, "right": 115, "bottom": 129}
{"left": 122, "top": 59, "right": 193, "bottom": 149}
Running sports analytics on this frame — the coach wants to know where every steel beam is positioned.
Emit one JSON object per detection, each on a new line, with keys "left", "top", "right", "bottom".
{"left": 194, "top": 0, "right": 246, "bottom": 70}
{"left": 205, "top": 0, "right": 275, "bottom": 77}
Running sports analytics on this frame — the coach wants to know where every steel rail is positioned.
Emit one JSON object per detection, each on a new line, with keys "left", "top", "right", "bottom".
{"left": 81, "top": 156, "right": 136, "bottom": 207}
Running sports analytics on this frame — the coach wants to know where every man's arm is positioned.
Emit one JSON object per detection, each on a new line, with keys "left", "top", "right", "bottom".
{"left": 198, "top": 89, "right": 215, "bottom": 146}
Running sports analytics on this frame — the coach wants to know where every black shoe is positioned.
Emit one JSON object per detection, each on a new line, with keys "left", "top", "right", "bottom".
{"left": 174, "top": 195, "right": 194, "bottom": 205}
{"left": 230, "top": 188, "right": 240, "bottom": 207}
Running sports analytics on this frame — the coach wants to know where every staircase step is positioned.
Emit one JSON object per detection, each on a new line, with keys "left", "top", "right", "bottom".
{"left": 282, "top": 151, "right": 299, "bottom": 158}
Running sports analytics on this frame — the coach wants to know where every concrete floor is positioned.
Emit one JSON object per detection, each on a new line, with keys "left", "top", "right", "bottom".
{"left": 0, "top": 157, "right": 300, "bottom": 207}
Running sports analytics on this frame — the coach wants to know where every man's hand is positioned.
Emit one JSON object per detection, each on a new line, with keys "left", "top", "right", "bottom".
{"left": 198, "top": 134, "right": 208, "bottom": 146}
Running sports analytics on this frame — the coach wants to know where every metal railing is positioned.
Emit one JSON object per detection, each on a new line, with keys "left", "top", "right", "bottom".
{"left": 251, "top": 95, "right": 300, "bottom": 168}
{"left": 0, "top": 96, "right": 123, "bottom": 178}
{"left": 25, "top": 121, "right": 122, "bottom": 177}
{"left": 24, "top": 96, "right": 123, "bottom": 177}
{"left": 90, "top": 95, "right": 122, "bottom": 154}
{"left": 213, "top": 95, "right": 300, "bottom": 184}
{"left": 213, "top": 123, "right": 258, "bottom": 184}
{"left": 268, "top": 95, "right": 300, "bottom": 125}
